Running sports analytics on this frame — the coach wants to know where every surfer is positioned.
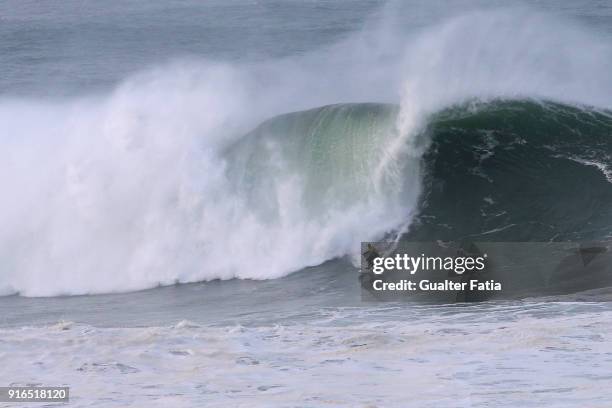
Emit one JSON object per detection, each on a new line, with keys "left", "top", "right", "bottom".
{"left": 360, "top": 244, "right": 381, "bottom": 291}
{"left": 362, "top": 243, "right": 381, "bottom": 270}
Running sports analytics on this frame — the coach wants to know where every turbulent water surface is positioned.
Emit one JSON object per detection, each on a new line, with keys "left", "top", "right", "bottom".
{"left": 1, "top": 0, "right": 612, "bottom": 406}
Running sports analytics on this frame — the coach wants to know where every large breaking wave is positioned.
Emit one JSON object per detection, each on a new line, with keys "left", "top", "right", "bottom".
{"left": 1, "top": 8, "right": 612, "bottom": 296}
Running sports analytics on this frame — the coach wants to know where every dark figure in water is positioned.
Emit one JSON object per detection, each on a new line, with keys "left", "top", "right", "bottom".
{"left": 360, "top": 244, "right": 381, "bottom": 290}
{"left": 362, "top": 243, "right": 381, "bottom": 270}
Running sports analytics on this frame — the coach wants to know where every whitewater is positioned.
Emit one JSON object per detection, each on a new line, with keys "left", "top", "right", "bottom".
{"left": 2, "top": 1, "right": 612, "bottom": 406}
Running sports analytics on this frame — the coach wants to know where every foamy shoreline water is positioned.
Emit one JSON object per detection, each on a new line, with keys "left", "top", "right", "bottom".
{"left": 2, "top": 303, "right": 612, "bottom": 407}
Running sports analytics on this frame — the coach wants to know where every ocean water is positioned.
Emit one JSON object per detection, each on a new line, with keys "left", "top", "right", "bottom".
{"left": 1, "top": 0, "right": 612, "bottom": 406}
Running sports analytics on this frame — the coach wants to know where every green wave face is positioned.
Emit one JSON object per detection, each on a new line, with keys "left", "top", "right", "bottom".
{"left": 412, "top": 100, "right": 612, "bottom": 242}
{"left": 225, "top": 103, "right": 417, "bottom": 222}
{"left": 227, "top": 99, "right": 612, "bottom": 242}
